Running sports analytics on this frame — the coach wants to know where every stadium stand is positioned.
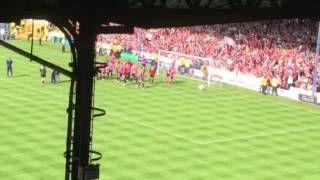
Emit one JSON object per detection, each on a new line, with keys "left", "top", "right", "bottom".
{"left": 97, "top": 19, "right": 320, "bottom": 91}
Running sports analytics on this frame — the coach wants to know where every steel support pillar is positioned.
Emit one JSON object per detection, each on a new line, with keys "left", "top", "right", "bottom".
{"left": 71, "top": 13, "right": 97, "bottom": 180}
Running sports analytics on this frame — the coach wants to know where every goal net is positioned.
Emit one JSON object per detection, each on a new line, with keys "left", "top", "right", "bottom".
{"left": 157, "top": 49, "right": 225, "bottom": 87}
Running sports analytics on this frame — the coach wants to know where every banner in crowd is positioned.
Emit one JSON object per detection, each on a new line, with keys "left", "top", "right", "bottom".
{"left": 0, "top": 23, "right": 9, "bottom": 35}
{"left": 120, "top": 52, "right": 138, "bottom": 62}
{"left": 298, "top": 94, "right": 319, "bottom": 105}
{"left": 0, "top": 23, "right": 12, "bottom": 40}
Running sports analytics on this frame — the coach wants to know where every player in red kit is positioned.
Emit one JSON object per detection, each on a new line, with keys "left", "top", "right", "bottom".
{"left": 149, "top": 64, "right": 156, "bottom": 84}
{"left": 166, "top": 65, "right": 176, "bottom": 85}
{"left": 116, "top": 61, "right": 123, "bottom": 81}
{"left": 123, "top": 60, "right": 132, "bottom": 86}
{"left": 131, "top": 63, "right": 138, "bottom": 83}
{"left": 141, "top": 56, "right": 147, "bottom": 67}
{"left": 107, "top": 59, "right": 114, "bottom": 79}
{"left": 138, "top": 66, "right": 145, "bottom": 88}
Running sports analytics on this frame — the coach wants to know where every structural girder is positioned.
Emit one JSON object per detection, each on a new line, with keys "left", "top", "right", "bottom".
{"left": 1, "top": 0, "right": 320, "bottom": 28}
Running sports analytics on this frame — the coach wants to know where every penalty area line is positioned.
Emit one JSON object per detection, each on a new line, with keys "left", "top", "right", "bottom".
{"left": 176, "top": 74, "right": 224, "bottom": 86}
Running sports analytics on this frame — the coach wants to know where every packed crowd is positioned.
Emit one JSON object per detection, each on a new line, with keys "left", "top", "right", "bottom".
{"left": 96, "top": 56, "right": 175, "bottom": 88}
{"left": 97, "top": 19, "right": 320, "bottom": 91}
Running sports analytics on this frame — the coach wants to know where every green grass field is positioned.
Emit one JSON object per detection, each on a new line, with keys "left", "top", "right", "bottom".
{"left": 0, "top": 39, "right": 320, "bottom": 180}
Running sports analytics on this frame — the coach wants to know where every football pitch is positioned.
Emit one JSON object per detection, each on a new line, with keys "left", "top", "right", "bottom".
{"left": 0, "top": 40, "right": 320, "bottom": 180}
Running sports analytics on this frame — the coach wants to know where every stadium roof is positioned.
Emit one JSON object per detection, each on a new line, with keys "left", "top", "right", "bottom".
{"left": 1, "top": 0, "right": 320, "bottom": 28}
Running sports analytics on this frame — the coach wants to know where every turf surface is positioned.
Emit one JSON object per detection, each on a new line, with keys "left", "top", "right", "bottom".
{"left": 0, "top": 39, "right": 320, "bottom": 180}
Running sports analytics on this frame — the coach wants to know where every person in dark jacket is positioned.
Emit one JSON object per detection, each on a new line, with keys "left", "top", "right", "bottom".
{"left": 6, "top": 57, "right": 13, "bottom": 77}
{"left": 40, "top": 66, "right": 47, "bottom": 84}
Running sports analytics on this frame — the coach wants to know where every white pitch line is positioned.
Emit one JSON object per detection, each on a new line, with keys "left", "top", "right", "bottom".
{"left": 176, "top": 74, "right": 207, "bottom": 82}
{"left": 177, "top": 74, "right": 224, "bottom": 85}
{"left": 197, "top": 126, "right": 320, "bottom": 145}
{"left": 0, "top": 78, "right": 66, "bottom": 100}
{"left": 0, "top": 78, "right": 201, "bottom": 144}
{"left": 171, "top": 90, "right": 248, "bottom": 102}
{"left": 108, "top": 113, "right": 201, "bottom": 144}
{"left": 2, "top": 77, "right": 320, "bottom": 146}
{"left": 108, "top": 113, "right": 320, "bottom": 145}
{"left": 0, "top": 92, "right": 65, "bottom": 105}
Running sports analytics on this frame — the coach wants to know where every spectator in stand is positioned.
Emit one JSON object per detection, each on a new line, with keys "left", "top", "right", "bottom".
{"left": 271, "top": 75, "right": 279, "bottom": 96}
{"left": 266, "top": 71, "right": 272, "bottom": 95}
{"left": 261, "top": 75, "right": 268, "bottom": 95}
{"left": 287, "top": 71, "right": 294, "bottom": 90}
